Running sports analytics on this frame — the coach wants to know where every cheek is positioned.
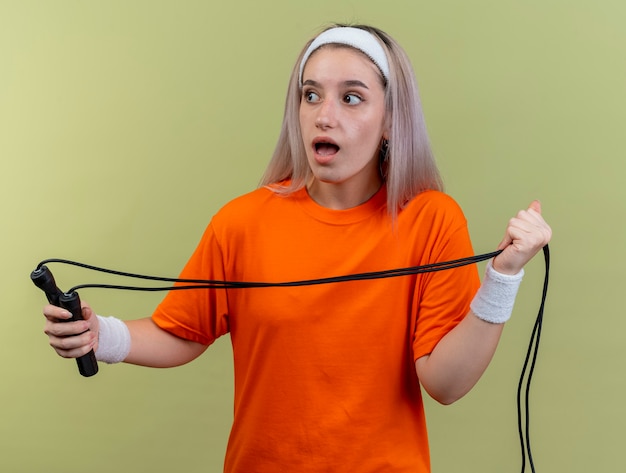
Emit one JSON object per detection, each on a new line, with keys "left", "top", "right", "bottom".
{"left": 299, "top": 104, "right": 314, "bottom": 130}
{"left": 353, "top": 118, "right": 385, "bottom": 146}
{"left": 298, "top": 110, "right": 305, "bottom": 131}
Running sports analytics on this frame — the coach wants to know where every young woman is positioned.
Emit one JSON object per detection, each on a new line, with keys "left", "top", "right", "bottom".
{"left": 42, "top": 24, "right": 552, "bottom": 472}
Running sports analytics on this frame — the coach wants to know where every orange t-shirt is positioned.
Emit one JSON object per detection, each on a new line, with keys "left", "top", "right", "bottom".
{"left": 152, "top": 185, "right": 479, "bottom": 472}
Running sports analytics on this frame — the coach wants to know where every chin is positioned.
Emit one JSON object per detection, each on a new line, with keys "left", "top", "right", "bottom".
{"left": 310, "top": 171, "right": 344, "bottom": 185}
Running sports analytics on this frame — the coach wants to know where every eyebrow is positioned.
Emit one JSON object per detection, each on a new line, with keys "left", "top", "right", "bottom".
{"left": 302, "top": 79, "right": 370, "bottom": 90}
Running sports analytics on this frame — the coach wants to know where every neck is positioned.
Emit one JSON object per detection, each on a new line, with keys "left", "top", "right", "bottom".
{"left": 306, "top": 175, "right": 383, "bottom": 210}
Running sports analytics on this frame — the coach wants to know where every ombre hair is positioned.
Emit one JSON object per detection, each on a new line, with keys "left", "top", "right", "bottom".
{"left": 260, "top": 24, "right": 443, "bottom": 220}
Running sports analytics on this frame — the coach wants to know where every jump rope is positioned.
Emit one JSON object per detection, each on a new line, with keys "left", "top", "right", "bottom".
{"left": 31, "top": 244, "right": 550, "bottom": 473}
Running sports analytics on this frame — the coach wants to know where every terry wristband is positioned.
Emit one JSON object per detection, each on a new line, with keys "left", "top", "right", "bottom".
{"left": 95, "top": 315, "right": 131, "bottom": 364}
{"left": 470, "top": 260, "right": 524, "bottom": 324}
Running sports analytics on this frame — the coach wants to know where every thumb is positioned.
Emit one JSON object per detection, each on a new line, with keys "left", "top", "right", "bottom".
{"left": 81, "top": 303, "right": 95, "bottom": 321}
{"left": 529, "top": 200, "right": 542, "bottom": 214}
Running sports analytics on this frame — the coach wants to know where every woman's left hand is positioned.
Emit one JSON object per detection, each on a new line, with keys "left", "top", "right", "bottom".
{"left": 492, "top": 200, "right": 552, "bottom": 275}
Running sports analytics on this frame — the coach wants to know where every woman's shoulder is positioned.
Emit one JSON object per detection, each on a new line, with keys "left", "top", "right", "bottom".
{"left": 398, "top": 191, "right": 472, "bottom": 251}
{"left": 404, "top": 190, "right": 466, "bottom": 219}
{"left": 222, "top": 186, "right": 274, "bottom": 209}
{"left": 211, "top": 185, "right": 300, "bottom": 229}
{"left": 213, "top": 187, "right": 273, "bottom": 220}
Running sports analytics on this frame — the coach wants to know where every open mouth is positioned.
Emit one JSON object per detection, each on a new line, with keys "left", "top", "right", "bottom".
{"left": 314, "top": 141, "right": 340, "bottom": 156}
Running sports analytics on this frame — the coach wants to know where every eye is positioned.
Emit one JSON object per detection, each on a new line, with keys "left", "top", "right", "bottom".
{"left": 343, "top": 94, "right": 363, "bottom": 105}
{"left": 304, "top": 90, "right": 321, "bottom": 103}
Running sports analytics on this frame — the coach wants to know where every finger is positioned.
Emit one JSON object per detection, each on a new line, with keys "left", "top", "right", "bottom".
{"left": 495, "top": 213, "right": 545, "bottom": 258}
{"left": 43, "top": 304, "right": 75, "bottom": 322}
{"left": 509, "top": 208, "right": 552, "bottom": 245}
{"left": 513, "top": 207, "right": 552, "bottom": 244}
{"left": 497, "top": 212, "right": 534, "bottom": 251}
{"left": 46, "top": 328, "right": 96, "bottom": 356}
{"left": 49, "top": 335, "right": 96, "bottom": 359}
{"left": 514, "top": 208, "right": 545, "bottom": 228}
{"left": 44, "top": 318, "right": 90, "bottom": 338}
{"left": 81, "top": 304, "right": 96, "bottom": 321}
{"left": 507, "top": 219, "right": 549, "bottom": 251}
{"left": 528, "top": 200, "right": 542, "bottom": 214}
{"left": 496, "top": 234, "right": 512, "bottom": 251}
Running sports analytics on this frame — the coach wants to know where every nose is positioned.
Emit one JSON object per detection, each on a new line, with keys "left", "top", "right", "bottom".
{"left": 315, "top": 99, "right": 337, "bottom": 130}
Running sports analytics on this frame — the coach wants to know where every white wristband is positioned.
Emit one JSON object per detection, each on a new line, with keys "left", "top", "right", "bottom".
{"left": 470, "top": 261, "right": 524, "bottom": 324}
{"left": 95, "top": 315, "right": 131, "bottom": 364}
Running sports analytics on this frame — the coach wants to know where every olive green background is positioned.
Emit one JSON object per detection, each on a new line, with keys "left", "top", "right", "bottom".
{"left": 1, "top": 0, "right": 624, "bottom": 471}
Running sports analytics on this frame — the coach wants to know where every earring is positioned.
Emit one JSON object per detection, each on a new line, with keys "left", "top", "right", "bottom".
{"left": 379, "top": 139, "right": 389, "bottom": 179}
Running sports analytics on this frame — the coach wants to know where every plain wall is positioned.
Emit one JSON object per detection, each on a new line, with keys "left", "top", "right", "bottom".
{"left": 1, "top": 0, "right": 624, "bottom": 471}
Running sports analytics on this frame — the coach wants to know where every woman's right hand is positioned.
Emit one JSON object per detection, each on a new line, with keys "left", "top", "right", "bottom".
{"left": 43, "top": 303, "right": 99, "bottom": 359}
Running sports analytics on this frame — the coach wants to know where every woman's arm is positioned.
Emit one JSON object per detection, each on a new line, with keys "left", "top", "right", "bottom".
{"left": 43, "top": 303, "right": 207, "bottom": 368}
{"left": 415, "top": 312, "right": 503, "bottom": 405}
{"left": 415, "top": 201, "right": 552, "bottom": 405}
{"left": 124, "top": 317, "right": 208, "bottom": 367}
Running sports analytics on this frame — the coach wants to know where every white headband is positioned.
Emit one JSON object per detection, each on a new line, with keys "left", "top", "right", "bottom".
{"left": 299, "top": 27, "right": 390, "bottom": 87}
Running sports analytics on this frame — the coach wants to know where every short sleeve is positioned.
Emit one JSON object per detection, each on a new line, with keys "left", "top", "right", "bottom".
{"left": 410, "top": 198, "right": 481, "bottom": 361}
{"left": 152, "top": 222, "right": 231, "bottom": 345}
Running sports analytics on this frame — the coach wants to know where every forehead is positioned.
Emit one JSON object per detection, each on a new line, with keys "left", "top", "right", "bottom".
{"left": 302, "top": 45, "right": 386, "bottom": 86}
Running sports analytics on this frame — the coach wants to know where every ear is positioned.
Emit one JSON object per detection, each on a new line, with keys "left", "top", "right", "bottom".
{"left": 382, "top": 114, "right": 391, "bottom": 140}
{"left": 382, "top": 122, "right": 390, "bottom": 141}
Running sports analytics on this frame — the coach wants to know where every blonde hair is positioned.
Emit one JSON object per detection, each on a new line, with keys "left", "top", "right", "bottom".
{"left": 260, "top": 24, "right": 443, "bottom": 220}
